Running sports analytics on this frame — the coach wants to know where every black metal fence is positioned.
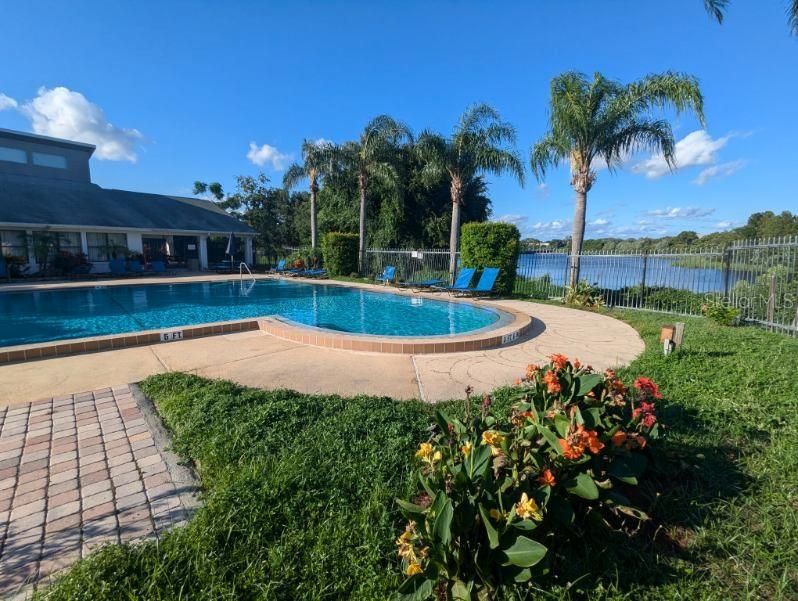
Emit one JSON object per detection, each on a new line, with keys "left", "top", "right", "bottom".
{"left": 276, "top": 236, "right": 798, "bottom": 336}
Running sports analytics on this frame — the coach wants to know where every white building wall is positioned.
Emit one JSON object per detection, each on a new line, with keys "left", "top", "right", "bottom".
{"left": 126, "top": 232, "right": 143, "bottom": 253}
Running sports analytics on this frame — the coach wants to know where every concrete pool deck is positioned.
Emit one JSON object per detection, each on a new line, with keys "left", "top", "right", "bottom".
{"left": 0, "top": 277, "right": 645, "bottom": 405}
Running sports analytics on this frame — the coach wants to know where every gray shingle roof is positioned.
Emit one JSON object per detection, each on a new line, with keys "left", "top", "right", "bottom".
{"left": 0, "top": 176, "right": 255, "bottom": 234}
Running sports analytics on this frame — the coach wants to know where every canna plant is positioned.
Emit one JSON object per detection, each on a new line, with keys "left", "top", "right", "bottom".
{"left": 396, "top": 356, "right": 663, "bottom": 600}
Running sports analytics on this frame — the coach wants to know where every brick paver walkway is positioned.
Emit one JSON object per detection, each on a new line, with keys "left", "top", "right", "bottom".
{"left": 0, "top": 386, "right": 190, "bottom": 597}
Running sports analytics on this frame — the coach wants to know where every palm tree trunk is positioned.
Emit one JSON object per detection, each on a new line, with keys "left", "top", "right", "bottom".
{"left": 569, "top": 189, "right": 587, "bottom": 288}
{"left": 448, "top": 176, "right": 464, "bottom": 284}
{"left": 309, "top": 183, "right": 318, "bottom": 248}
{"left": 358, "top": 174, "right": 367, "bottom": 273}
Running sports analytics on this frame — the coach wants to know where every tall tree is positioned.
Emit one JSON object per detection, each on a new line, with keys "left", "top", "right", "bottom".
{"left": 416, "top": 104, "right": 524, "bottom": 280}
{"left": 192, "top": 181, "right": 225, "bottom": 201}
{"left": 529, "top": 72, "right": 705, "bottom": 287}
{"left": 338, "top": 115, "right": 412, "bottom": 271}
{"left": 282, "top": 140, "right": 337, "bottom": 248}
{"left": 703, "top": 0, "right": 798, "bottom": 34}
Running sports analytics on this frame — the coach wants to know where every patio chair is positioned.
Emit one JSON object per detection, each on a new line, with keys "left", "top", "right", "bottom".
{"left": 302, "top": 268, "right": 328, "bottom": 279}
{"left": 0, "top": 257, "right": 9, "bottom": 281}
{"left": 430, "top": 267, "right": 476, "bottom": 293}
{"left": 109, "top": 259, "right": 128, "bottom": 277}
{"left": 268, "top": 259, "right": 287, "bottom": 274}
{"left": 376, "top": 265, "right": 396, "bottom": 285}
{"left": 127, "top": 260, "right": 145, "bottom": 275}
{"left": 149, "top": 260, "right": 166, "bottom": 274}
{"left": 449, "top": 267, "right": 500, "bottom": 297}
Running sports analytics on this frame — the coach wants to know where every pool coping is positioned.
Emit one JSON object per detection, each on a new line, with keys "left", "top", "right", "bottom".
{"left": 0, "top": 276, "right": 533, "bottom": 363}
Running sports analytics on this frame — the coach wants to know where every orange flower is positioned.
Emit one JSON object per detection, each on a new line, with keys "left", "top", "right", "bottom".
{"left": 550, "top": 353, "right": 569, "bottom": 371}
{"left": 611, "top": 430, "right": 628, "bottom": 447}
{"left": 525, "top": 364, "right": 540, "bottom": 380}
{"left": 634, "top": 377, "right": 662, "bottom": 399}
{"left": 543, "top": 370, "right": 562, "bottom": 394}
{"left": 584, "top": 429, "right": 604, "bottom": 454}
{"left": 559, "top": 437, "right": 584, "bottom": 460}
{"left": 537, "top": 468, "right": 556, "bottom": 487}
{"left": 573, "top": 358, "right": 581, "bottom": 370}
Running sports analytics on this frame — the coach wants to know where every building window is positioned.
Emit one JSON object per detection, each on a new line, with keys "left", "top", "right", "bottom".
{"left": 32, "top": 152, "right": 67, "bottom": 169}
{"left": 87, "top": 232, "right": 128, "bottom": 262}
{"left": 0, "top": 146, "right": 27, "bottom": 164}
{"left": 33, "top": 231, "right": 82, "bottom": 264}
{"left": 0, "top": 230, "right": 28, "bottom": 259}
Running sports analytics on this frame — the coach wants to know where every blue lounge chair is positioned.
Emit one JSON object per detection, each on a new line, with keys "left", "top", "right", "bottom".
{"left": 0, "top": 257, "right": 8, "bottom": 280}
{"left": 150, "top": 260, "right": 166, "bottom": 274}
{"left": 450, "top": 267, "right": 500, "bottom": 297}
{"left": 127, "top": 260, "right": 145, "bottom": 275}
{"left": 109, "top": 259, "right": 127, "bottom": 276}
{"left": 270, "top": 259, "right": 287, "bottom": 273}
{"left": 430, "top": 267, "right": 476, "bottom": 293}
{"left": 302, "top": 268, "right": 328, "bottom": 278}
{"left": 376, "top": 265, "right": 396, "bottom": 284}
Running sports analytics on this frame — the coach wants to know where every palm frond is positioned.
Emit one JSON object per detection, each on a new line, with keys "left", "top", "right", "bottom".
{"left": 790, "top": 0, "right": 798, "bottom": 35}
{"left": 704, "top": 0, "right": 728, "bottom": 23}
{"left": 529, "top": 135, "right": 570, "bottom": 181}
{"left": 599, "top": 119, "right": 675, "bottom": 173}
{"left": 613, "top": 71, "right": 706, "bottom": 127}
{"left": 282, "top": 163, "right": 306, "bottom": 190}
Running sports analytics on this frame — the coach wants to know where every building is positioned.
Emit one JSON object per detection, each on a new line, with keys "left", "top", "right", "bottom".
{"left": 0, "top": 128, "right": 255, "bottom": 273}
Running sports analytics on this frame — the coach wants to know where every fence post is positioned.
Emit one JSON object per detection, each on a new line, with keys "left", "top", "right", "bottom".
{"left": 722, "top": 246, "right": 731, "bottom": 297}
{"left": 767, "top": 273, "right": 776, "bottom": 330}
{"left": 640, "top": 251, "right": 649, "bottom": 307}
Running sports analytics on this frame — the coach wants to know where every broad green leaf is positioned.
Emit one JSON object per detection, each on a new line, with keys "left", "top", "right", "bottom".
{"left": 500, "top": 535, "right": 548, "bottom": 567}
{"left": 538, "top": 426, "right": 562, "bottom": 454}
{"left": 575, "top": 373, "right": 603, "bottom": 396}
{"left": 397, "top": 576, "right": 434, "bottom": 600}
{"left": 434, "top": 409, "right": 450, "bottom": 432}
{"left": 564, "top": 473, "right": 599, "bottom": 500}
{"left": 451, "top": 581, "right": 471, "bottom": 601}
{"left": 466, "top": 444, "right": 491, "bottom": 480}
{"left": 553, "top": 415, "right": 570, "bottom": 438}
{"left": 581, "top": 407, "right": 602, "bottom": 429}
{"left": 396, "top": 498, "right": 426, "bottom": 517}
{"left": 478, "top": 503, "right": 500, "bottom": 549}
{"left": 432, "top": 495, "right": 453, "bottom": 545}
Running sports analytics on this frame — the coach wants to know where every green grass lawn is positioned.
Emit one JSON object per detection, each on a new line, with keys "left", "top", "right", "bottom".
{"left": 37, "top": 308, "right": 798, "bottom": 600}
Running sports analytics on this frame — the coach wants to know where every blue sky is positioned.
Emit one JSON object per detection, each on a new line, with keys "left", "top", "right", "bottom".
{"left": 1, "top": 0, "right": 796, "bottom": 240}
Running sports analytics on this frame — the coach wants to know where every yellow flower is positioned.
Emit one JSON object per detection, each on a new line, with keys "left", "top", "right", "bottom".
{"left": 481, "top": 430, "right": 505, "bottom": 447}
{"left": 415, "top": 442, "right": 434, "bottom": 460}
{"left": 405, "top": 562, "right": 423, "bottom": 576}
{"left": 433, "top": 450, "right": 442, "bottom": 462}
{"left": 461, "top": 441, "right": 473, "bottom": 456}
{"left": 396, "top": 530, "right": 414, "bottom": 559}
{"left": 516, "top": 492, "right": 542, "bottom": 521}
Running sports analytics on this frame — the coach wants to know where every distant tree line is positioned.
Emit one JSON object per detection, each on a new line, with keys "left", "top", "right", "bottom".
{"left": 522, "top": 211, "right": 798, "bottom": 252}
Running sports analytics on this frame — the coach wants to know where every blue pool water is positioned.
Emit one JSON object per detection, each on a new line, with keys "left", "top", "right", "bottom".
{"left": 0, "top": 280, "right": 502, "bottom": 347}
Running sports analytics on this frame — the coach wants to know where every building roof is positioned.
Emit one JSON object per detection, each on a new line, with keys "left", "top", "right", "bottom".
{"left": 0, "top": 128, "right": 96, "bottom": 154}
{"left": 0, "top": 176, "right": 255, "bottom": 235}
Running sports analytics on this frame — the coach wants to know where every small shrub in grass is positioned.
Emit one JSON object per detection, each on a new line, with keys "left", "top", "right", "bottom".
{"left": 701, "top": 297, "right": 741, "bottom": 326}
{"left": 395, "top": 356, "right": 662, "bottom": 600}
{"left": 322, "top": 232, "right": 359, "bottom": 275}
{"left": 459, "top": 222, "right": 520, "bottom": 296}
{"left": 564, "top": 280, "right": 605, "bottom": 308}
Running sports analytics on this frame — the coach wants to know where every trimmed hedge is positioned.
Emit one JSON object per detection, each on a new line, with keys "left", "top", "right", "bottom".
{"left": 322, "top": 232, "right": 359, "bottom": 276}
{"left": 459, "top": 222, "right": 520, "bottom": 295}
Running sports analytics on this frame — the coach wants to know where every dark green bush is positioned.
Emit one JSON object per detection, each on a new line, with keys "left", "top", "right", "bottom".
{"left": 322, "top": 232, "right": 359, "bottom": 276}
{"left": 286, "top": 246, "right": 323, "bottom": 269}
{"left": 459, "top": 222, "right": 520, "bottom": 295}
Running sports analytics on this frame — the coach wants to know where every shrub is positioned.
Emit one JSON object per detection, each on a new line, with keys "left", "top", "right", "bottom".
{"left": 286, "top": 246, "right": 323, "bottom": 270}
{"left": 701, "top": 297, "right": 741, "bottom": 326}
{"left": 396, "top": 356, "right": 662, "bottom": 600}
{"left": 460, "top": 222, "right": 520, "bottom": 296}
{"left": 322, "top": 232, "right": 359, "bottom": 276}
{"left": 564, "top": 280, "right": 605, "bottom": 308}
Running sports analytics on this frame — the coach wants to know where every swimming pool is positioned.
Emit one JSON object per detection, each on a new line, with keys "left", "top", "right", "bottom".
{"left": 0, "top": 279, "right": 503, "bottom": 347}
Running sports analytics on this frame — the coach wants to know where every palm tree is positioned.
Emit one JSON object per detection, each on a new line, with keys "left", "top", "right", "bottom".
{"left": 339, "top": 116, "right": 412, "bottom": 271}
{"left": 416, "top": 104, "right": 525, "bottom": 281}
{"left": 703, "top": 0, "right": 798, "bottom": 34}
{"left": 529, "top": 71, "right": 705, "bottom": 288}
{"left": 283, "top": 140, "right": 337, "bottom": 248}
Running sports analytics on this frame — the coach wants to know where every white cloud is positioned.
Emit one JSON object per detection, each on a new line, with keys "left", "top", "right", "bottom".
{"left": 246, "top": 142, "right": 292, "bottom": 170}
{"left": 495, "top": 214, "right": 528, "bottom": 227}
{"left": 590, "top": 218, "right": 610, "bottom": 226}
{"left": 312, "top": 137, "right": 333, "bottom": 147}
{"left": 18, "top": 87, "right": 143, "bottom": 162}
{"left": 693, "top": 159, "right": 746, "bottom": 185}
{"left": 645, "top": 206, "right": 715, "bottom": 219}
{"left": 0, "top": 93, "right": 18, "bottom": 111}
{"left": 714, "top": 220, "right": 735, "bottom": 230}
{"left": 632, "top": 130, "right": 736, "bottom": 179}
